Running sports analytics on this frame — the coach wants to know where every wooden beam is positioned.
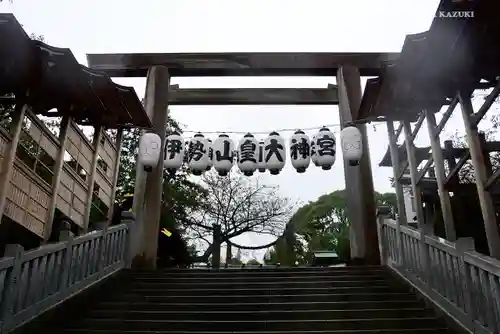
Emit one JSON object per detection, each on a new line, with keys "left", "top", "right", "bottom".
{"left": 458, "top": 90, "right": 500, "bottom": 259}
{"left": 425, "top": 110, "right": 456, "bottom": 241}
{"left": 403, "top": 121, "right": 427, "bottom": 232}
{"left": 86, "top": 52, "right": 400, "bottom": 77}
{"left": 408, "top": 112, "right": 426, "bottom": 141}
{"left": 44, "top": 115, "right": 71, "bottom": 242}
{"left": 168, "top": 88, "right": 339, "bottom": 105}
{"left": 83, "top": 124, "right": 104, "bottom": 233}
{"left": 107, "top": 128, "right": 124, "bottom": 223}
{"left": 416, "top": 157, "right": 434, "bottom": 184}
{"left": 435, "top": 96, "right": 458, "bottom": 135}
{"left": 398, "top": 160, "right": 410, "bottom": 180}
{"left": 403, "top": 120, "right": 432, "bottom": 282}
{"left": 396, "top": 114, "right": 430, "bottom": 180}
{"left": 394, "top": 123, "right": 404, "bottom": 140}
{"left": 472, "top": 81, "right": 500, "bottom": 125}
{"left": 0, "top": 104, "right": 26, "bottom": 224}
{"left": 485, "top": 167, "right": 500, "bottom": 190}
{"left": 386, "top": 121, "right": 408, "bottom": 225}
{"left": 444, "top": 150, "right": 470, "bottom": 185}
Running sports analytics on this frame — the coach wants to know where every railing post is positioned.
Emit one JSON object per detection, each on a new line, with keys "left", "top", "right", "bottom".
{"left": 97, "top": 228, "right": 108, "bottom": 276}
{"left": 376, "top": 206, "right": 392, "bottom": 266}
{"left": 59, "top": 234, "right": 74, "bottom": 290}
{"left": 122, "top": 212, "right": 137, "bottom": 268}
{"left": 456, "top": 237, "right": 476, "bottom": 328}
{"left": 0, "top": 244, "right": 24, "bottom": 333}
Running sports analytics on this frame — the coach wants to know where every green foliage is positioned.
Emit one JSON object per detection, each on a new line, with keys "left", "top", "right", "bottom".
{"left": 275, "top": 189, "right": 397, "bottom": 264}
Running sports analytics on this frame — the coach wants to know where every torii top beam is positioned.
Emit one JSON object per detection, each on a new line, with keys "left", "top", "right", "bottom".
{"left": 86, "top": 52, "right": 399, "bottom": 78}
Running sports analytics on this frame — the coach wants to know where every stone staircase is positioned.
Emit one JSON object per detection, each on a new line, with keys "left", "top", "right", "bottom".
{"left": 37, "top": 266, "right": 458, "bottom": 333}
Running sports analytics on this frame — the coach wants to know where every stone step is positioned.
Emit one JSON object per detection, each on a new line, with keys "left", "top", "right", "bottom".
{"left": 126, "top": 267, "right": 387, "bottom": 278}
{"left": 109, "top": 292, "right": 419, "bottom": 303}
{"left": 96, "top": 299, "right": 426, "bottom": 312}
{"left": 65, "top": 317, "right": 446, "bottom": 331}
{"left": 124, "top": 285, "right": 407, "bottom": 296}
{"left": 31, "top": 267, "right": 457, "bottom": 334}
{"left": 129, "top": 279, "right": 395, "bottom": 289}
{"left": 60, "top": 329, "right": 452, "bottom": 334}
{"left": 86, "top": 307, "right": 435, "bottom": 321}
{"left": 130, "top": 274, "right": 391, "bottom": 283}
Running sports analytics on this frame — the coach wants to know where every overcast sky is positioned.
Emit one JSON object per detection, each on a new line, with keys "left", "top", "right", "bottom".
{"left": 6, "top": 0, "right": 484, "bottom": 257}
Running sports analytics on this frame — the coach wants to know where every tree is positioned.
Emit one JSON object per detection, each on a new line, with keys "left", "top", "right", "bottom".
{"left": 286, "top": 189, "right": 397, "bottom": 264}
{"left": 376, "top": 192, "right": 398, "bottom": 211}
{"left": 187, "top": 171, "right": 294, "bottom": 263}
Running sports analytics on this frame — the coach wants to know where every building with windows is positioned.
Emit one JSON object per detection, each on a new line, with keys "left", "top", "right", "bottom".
{"left": 0, "top": 14, "right": 151, "bottom": 254}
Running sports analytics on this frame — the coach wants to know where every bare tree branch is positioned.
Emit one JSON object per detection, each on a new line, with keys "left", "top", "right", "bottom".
{"left": 186, "top": 170, "right": 294, "bottom": 248}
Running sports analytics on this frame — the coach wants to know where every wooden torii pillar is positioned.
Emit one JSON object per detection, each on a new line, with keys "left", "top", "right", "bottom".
{"left": 132, "top": 66, "right": 171, "bottom": 268}
{"left": 334, "top": 66, "right": 380, "bottom": 265}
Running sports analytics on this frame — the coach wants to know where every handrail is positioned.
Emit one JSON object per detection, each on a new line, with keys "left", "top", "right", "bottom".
{"left": 378, "top": 216, "right": 500, "bottom": 334}
{"left": 0, "top": 213, "right": 136, "bottom": 333}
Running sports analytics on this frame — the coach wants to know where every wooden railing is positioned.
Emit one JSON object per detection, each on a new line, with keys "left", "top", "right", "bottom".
{"left": 378, "top": 214, "right": 500, "bottom": 334}
{"left": 0, "top": 213, "right": 136, "bottom": 333}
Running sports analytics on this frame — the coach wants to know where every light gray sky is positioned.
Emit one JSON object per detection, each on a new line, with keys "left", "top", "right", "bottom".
{"left": 7, "top": 0, "right": 481, "bottom": 255}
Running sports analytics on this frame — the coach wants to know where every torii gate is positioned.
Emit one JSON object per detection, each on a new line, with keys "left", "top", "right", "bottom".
{"left": 86, "top": 52, "right": 398, "bottom": 268}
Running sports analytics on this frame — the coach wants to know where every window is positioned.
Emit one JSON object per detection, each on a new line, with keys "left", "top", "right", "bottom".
{"left": 15, "top": 116, "right": 55, "bottom": 185}
{"left": 97, "top": 156, "right": 108, "bottom": 173}
{"left": 89, "top": 183, "right": 109, "bottom": 224}
{"left": 63, "top": 150, "right": 88, "bottom": 182}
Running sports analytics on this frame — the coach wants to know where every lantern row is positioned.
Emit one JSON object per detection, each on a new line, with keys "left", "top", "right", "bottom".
{"left": 138, "top": 126, "right": 363, "bottom": 176}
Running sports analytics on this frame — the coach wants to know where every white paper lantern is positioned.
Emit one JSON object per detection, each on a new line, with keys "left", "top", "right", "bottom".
{"left": 206, "top": 139, "right": 214, "bottom": 171}
{"left": 313, "top": 126, "right": 336, "bottom": 170}
{"left": 264, "top": 131, "right": 286, "bottom": 175}
{"left": 138, "top": 132, "right": 162, "bottom": 172}
{"left": 187, "top": 133, "right": 209, "bottom": 176}
{"left": 289, "top": 130, "right": 311, "bottom": 173}
{"left": 341, "top": 125, "right": 363, "bottom": 166}
{"left": 212, "top": 134, "right": 234, "bottom": 176}
{"left": 163, "top": 132, "right": 184, "bottom": 173}
{"left": 257, "top": 140, "right": 266, "bottom": 173}
{"left": 310, "top": 135, "right": 320, "bottom": 167}
{"left": 237, "top": 133, "right": 258, "bottom": 176}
